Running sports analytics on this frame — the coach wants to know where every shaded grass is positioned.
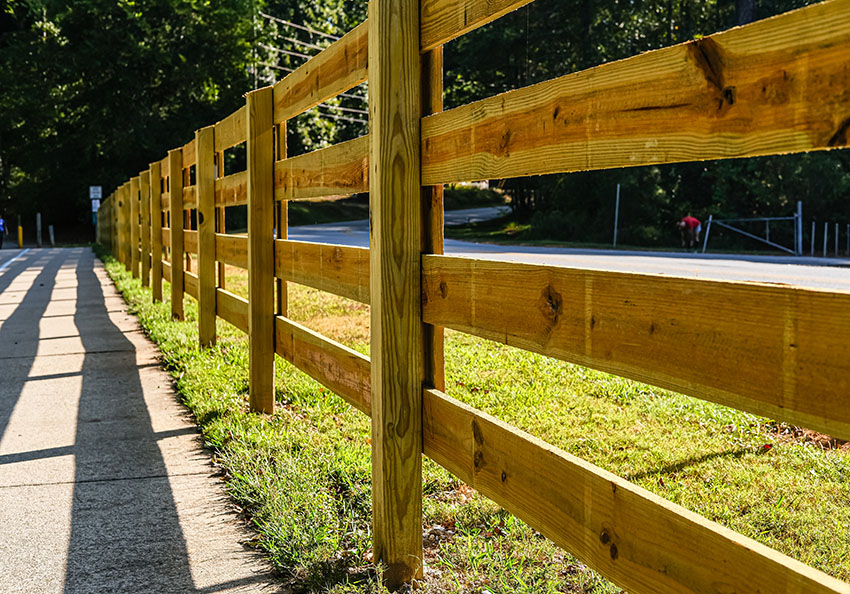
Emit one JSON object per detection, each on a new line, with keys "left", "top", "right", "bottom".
{"left": 99, "top": 246, "right": 850, "bottom": 592}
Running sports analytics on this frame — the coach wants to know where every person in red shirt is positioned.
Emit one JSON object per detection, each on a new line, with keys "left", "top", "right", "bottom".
{"left": 678, "top": 215, "right": 701, "bottom": 249}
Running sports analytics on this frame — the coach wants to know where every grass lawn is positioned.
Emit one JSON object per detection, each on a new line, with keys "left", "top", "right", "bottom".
{"left": 100, "top": 247, "right": 850, "bottom": 593}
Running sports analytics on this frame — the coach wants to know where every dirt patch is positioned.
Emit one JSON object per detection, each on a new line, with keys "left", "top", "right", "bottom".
{"left": 768, "top": 422, "right": 849, "bottom": 451}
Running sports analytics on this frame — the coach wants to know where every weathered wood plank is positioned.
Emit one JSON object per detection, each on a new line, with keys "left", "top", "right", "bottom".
{"left": 368, "top": 0, "right": 423, "bottom": 585}
{"left": 215, "top": 105, "right": 247, "bottom": 152}
{"left": 140, "top": 171, "right": 152, "bottom": 288}
{"left": 273, "top": 20, "right": 368, "bottom": 124}
{"left": 183, "top": 185, "right": 197, "bottom": 210}
{"left": 421, "top": 45, "right": 445, "bottom": 393}
{"left": 214, "top": 170, "right": 248, "bottom": 207}
{"left": 168, "top": 148, "right": 185, "bottom": 320}
{"left": 182, "top": 138, "right": 196, "bottom": 167}
{"left": 247, "top": 86, "right": 276, "bottom": 414}
{"left": 184, "top": 271, "right": 199, "bottom": 300}
{"left": 162, "top": 260, "right": 172, "bottom": 283}
{"left": 420, "top": 0, "right": 532, "bottom": 51}
{"left": 274, "top": 240, "right": 370, "bottom": 304}
{"left": 275, "top": 315, "right": 371, "bottom": 415}
{"left": 197, "top": 125, "right": 217, "bottom": 347}
{"left": 161, "top": 191, "right": 170, "bottom": 212}
{"left": 129, "top": 176, "right": 140, "bottom": 279}
{"left": 150, "top": 161, "right": 163, "bottom": 301}
{"left": 215, "top": 233, "right": 248, "bottom": 269}
{"left": 422, "top": 388, "right": 850, "bottom": 594}
{"left": 274, "top": 135, "right": 369, "bottom": 201}
{"left": 216, "top": 288, "right": 248, "bottom": 333}
{"left": 184, "top": 229, "right": 198, "bottom": 254}
{"left": 421, "top": 255, "right": 850, "bottom": 440}
{"left": 162, "top": 227, "right": 171, "bottom": 248}
{"left": 421, "top": 0, "right": 850, "bottom": 184}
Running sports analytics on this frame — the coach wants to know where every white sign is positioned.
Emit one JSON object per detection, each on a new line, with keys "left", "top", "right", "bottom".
{"left": 91, "top": 199, "right": 101, "bottom": 212}
{"left": 89, "top": 186, "right": 102, "bottom": 200}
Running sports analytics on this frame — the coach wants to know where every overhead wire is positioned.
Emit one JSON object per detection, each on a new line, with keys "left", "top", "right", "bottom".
{"left": 258, "top": 11, "right": 340, "bottom": 41}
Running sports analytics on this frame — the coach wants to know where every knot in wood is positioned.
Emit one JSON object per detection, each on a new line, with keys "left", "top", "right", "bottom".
{"left": 439, "top": 281, "right": 448, "bottom": 299}
{"left": 610, "top": 543, "right": 619, "bottom": 561}
{"left": 538, "top": 285, "right": 562, "bottom": 325}
{"left": 471, "top": 419, "right": 484, "bottom": 445}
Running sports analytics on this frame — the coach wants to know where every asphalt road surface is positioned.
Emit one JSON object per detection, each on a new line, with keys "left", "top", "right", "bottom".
{"left": 287, "top": 207, "right": 850, "bottom": 292}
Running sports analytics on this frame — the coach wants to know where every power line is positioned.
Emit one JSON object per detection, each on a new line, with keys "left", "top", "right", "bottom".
{"left": 259, "top": 43, "right": 312, "bottom": 60}
{"left": 315, "top": 109, "right": 368, "bottom": 125}
{"left": 281, "top": 36, "right": 327, "bottom": 52}
{"left": 258, "top": 11, "right": 340, "bottom": 41}
{"left": 320, "top": 103, "right": 368, "bottom": 115}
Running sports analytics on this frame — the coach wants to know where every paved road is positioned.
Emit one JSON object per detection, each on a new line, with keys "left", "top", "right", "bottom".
{"left": 288, "top": 207, "right": 850, "bottom": 292}
{"left": 0, "top": 248, "right": 280, "bottom": 594}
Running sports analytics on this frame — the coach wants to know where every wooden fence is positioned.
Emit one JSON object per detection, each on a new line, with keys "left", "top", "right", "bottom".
{"left": 97, "top": 0, "right": 850, "bottom": 591}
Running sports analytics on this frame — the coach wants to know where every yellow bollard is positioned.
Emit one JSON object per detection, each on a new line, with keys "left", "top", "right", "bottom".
{"left": 17, "top": 226, "right": 22, "bottom": 249}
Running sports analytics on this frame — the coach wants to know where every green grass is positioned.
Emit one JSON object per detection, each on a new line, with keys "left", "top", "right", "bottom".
{"left": 98, "top": 246, "right": 850, "bottom": 593}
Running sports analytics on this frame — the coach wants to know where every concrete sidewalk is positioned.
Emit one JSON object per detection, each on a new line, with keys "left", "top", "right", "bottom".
{"left": 0, "top": 248, "right": 281, "bottom": 593}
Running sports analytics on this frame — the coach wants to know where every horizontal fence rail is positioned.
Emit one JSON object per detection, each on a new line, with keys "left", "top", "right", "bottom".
{"left": 97, "top": 0, "right": 850, "bottom": 591}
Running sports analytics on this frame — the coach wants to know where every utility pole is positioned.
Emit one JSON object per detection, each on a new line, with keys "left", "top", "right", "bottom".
{"left": 612, "top": 184, "right": 620, "bottom": 248}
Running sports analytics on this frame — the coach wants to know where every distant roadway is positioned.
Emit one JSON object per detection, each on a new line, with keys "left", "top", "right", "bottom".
{"left": 287, "top": 206, "right": 850, "bottom": 292}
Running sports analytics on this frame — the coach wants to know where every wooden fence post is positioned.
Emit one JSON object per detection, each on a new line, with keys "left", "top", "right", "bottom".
{"left": 140, "top": 170, "right": 151, "bottom": 288}
{"left": 150, "top": 161, "right": 163, "bottom": 302}
{"left": 111, "top": 191, "right": 118, "bottom": 257}
{"left": 422, "top": 47, "right": 445, "bottom": 392}
{"left": 169, "top": 148, "right": 185, "bottom": 320}
{"left": 246, "top": 86, "right": 275, "bottom": 414}
{"left": 275, "top": 122, "right": 287, "bottom": 316}
{"left": 368, "top": 0, "right": 424, "bottom": 587}
{"left": 196, "top": 125, "right": 216, "bottom": 347}
{"left": 130, "top": 176, "right": 140, "bottom": 279}
{"left": 120, "top": 183, "right": 129, "bottom": 269}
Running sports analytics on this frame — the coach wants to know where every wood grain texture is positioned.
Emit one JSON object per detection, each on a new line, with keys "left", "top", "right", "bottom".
{"left": 421, "top": 46, "right": 445, "bottom": 393}
{"left": 162, "top": 260, "right": 172, "bottom": 283}
{"left": 150, "top": 161, "right": 163, "bottom": 302}
{"left": 421, "top": 388, "right": 850, "bottom": 594}
{"left": 129, "top": 176, "right": 140, "bottom": 279}
{"left": 183, "top": 185, "right": 197, "bottom": 210}
{"left": 274, "top": 123, "right": 288, "bottom": 318}
{"left": 274, "top": 135, "right": 369, "bottom": 202}
{"left": 274, "top": 240, "right": 370, "bottom": 304}
{"left": 184, "top": 229, "right": 198, "bottom": 254}
{"left": 182, "top": 138, "right": 196, "bottom": 167}
{"left": 161, "top": 191, "right": 170, "bottom": 212}
{"left": 368, "top": 0, "right": 423, "bottom": 585}
{"left": 422, "top": 255, "right": 850, "bottom": 440}
{"left": 215, "top": 233, "right": 248, "bottom": 269}
{"left": 161, "top": 227, "right": 171, "bottom": 248}
{"left": 215, "top": 105, "right": 247, "bottom": 152}
{"left": 275, "top": 315, "right": 371, "bottom": 415}
{"left": 216, "top": 288, "right": 248, "bottom": 333}
{"left": 184, "top": 271, "right": 199, "bottom": 300}
{"left": 168, "top": 148, "right": 185, "bottom": 320}
{"left": 116, "top": 184, "right": 127, "bottom": 267}
{"left": 197, "top": 125, "right": 217, "bottom": 347}
{"left": 273, "top": 20, "right": 368, "bottom": 124}
{"left": 421, "top": 0, "right": 850, "bottom": 184}
{"left": 420, "top": 0, "right": 532, "bottom": 51}
{"left": 215, "top": 171, "right": 248, "bottom": 207}
{"left": 247, "top": 86, "right": 276, "bottom": 414}
{"left": 140, "top": 171, "right": 151, "bottom": 287}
